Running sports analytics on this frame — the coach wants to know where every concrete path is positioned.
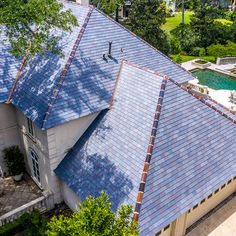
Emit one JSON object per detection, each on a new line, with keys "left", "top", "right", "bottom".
{"left": 186, "top": 196, "right": 236, "bottom": 236}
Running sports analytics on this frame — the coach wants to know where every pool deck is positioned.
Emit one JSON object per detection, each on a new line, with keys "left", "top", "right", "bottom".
{"left": 182, "top": 60, "right": 236, "bottom": 77}
{"left": 182, "top": 60, "right": 236, "bottom": 112}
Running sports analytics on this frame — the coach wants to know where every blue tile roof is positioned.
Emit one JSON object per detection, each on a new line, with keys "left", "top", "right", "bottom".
{"left": 139, "top": 82, "right": 236, "bottom": 235}
{"left": 0, "top": 2, "right": 194, "bottom": 129}
{"left": 205, "top": 98, "right": 236, "bottom": 121}
{"left": 56, "top": 62, "right": 236, "bottom": 236}
{"left": 55, "top": 62, "right": 165, "bottom": 209}
{"left": 0, "top": 30, "right": 21, "bottom": 102}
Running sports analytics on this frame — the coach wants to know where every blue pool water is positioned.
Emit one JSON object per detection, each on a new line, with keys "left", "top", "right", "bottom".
{"left": 192, "top": 69, "right": 236, "bottom": 90}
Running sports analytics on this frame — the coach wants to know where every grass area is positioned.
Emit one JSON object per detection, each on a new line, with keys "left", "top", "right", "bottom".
{"left": 162, "top": 12, "right": 232, "bottom": 34}
{"left": 170, "top": 55, "right": 216, "bottom": 63}
{"left": 214, "top": 18, "right": 233, "bottom": 25}
{"left": 162, "top": 11, "right": 193, "bottom": 33}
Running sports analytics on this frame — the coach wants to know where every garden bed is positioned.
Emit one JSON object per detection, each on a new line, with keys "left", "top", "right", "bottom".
{"left": 191, "top": 59, "right": 211, "bottom": 69}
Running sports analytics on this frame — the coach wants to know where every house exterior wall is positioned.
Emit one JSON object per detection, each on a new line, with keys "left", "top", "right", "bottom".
{"left": 46, "top": 112, "right": 99, "bottom": 203}
{"left": 60, "top": 181, "right": 81, "bottom": 211}
{"left": 170, "top": 177, "right": 236, "bottom": 236}
{"left": 15, "top": 109, "right": 50, "bottom": 190}
{"left": 0, "top": 104, "right": 20, "bottom": 176}
{"left": 1, "top": 102, "right": 98, "bottom": 205}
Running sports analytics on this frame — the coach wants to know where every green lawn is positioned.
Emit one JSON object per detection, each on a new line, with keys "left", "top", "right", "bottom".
{"left": 162, "top": 11, "right": 193, "bottom": 33}
{"left": 170, "top": 55, "right": 216, "bottom": 63}
{"left": 214, "top": 18, "right": 233, "bottom": 25}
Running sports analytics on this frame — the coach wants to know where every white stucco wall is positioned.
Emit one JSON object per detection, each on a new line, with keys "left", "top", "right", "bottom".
{"left": 46, "top": 112, "right": 99, "bottom": 203}
{"left": 1, "top": 103, "right": 98, "bottom": 205}
{"left": 60, "top": 181, "right": 81, "bottom": 211}
{"left": 0, "top": 104, "right": 20, "bottom": 176}
{"left": 15, "top": 109, "right": 50, "bottom": 190}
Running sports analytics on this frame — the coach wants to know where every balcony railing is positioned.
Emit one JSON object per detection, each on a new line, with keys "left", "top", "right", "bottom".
{"left": 0, "top": 190, "right": 54, "bottom": 226}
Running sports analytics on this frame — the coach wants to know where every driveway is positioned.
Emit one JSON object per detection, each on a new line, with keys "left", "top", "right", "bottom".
{"left": 186, "top": 195, "right": 236, "bottom": 236}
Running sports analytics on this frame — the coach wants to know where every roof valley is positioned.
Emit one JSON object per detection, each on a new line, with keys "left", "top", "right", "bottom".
{"left": 41, "top": 6, "right": 94, "bottom": 129}
{"left": 133, "top": 77, "right": 168, "bottom": 221}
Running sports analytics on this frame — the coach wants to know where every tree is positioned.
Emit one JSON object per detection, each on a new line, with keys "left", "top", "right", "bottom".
{"left": 91, "top": 0, "right": 124, "bottom": 22}
{"left": 0, "top": 0, "right": 78, "bottom": 102}
{"left": 46, "top": 192, "right": 138, "bottom": 236}
{"left": 170, "top": 24, "right": 198, "bottom": 53}
{"left": 127, "top": 0, "right": 170, "bottom": 54}
{"left": 190, "top": 0, "right": 219, "bottom": 49}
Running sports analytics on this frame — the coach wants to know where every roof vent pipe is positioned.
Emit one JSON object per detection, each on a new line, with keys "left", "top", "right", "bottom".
{"left": 108, "top": 41, "right": 112, "bottom": 58}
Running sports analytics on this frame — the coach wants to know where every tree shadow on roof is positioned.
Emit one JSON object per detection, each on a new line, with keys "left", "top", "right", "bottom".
{"left": 57, "top": 110, "right": 134, "bottom": 211}
{"left": 45, "top": 48, "right": 118, "bottom": 128}
{"left": 69, "top": 152, "right": 134, "bottom": 211}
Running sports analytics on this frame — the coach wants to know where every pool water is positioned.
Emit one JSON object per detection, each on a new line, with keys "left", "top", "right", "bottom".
{"left": 192, "top": 69, "right": 236, "bottom": 90}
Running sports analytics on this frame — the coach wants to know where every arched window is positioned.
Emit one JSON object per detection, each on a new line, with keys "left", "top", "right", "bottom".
{"left": 30, "top": 149, "right": 41, "bottom": 184}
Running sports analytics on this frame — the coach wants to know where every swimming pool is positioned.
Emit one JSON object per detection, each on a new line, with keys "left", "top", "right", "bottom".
{"left": 191, "top": 69, "right": 236, "bottom": 90}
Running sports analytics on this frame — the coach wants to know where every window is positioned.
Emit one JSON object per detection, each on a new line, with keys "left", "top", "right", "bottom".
{"left": 193, "top": 204, "right": 198, "bottom": 210}
{"left": 30, "top": 149, "right": 40, "bottom": 184}
{"left": 234, "top": 176, "right": 236, "bottom": 180}
{"left": 221, "top": 184, "right": 226, "bottom": 189}
{"left": 27, "top": 118, "right": 34, "bottom": 137}
{"left": 227, "top": 180, "right": 232, "bottom": 185}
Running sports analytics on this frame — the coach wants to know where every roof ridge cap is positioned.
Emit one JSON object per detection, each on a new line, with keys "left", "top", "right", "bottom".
{"left": 133, "top": 77, "right": 168, "bottom": 221}
{"left": 109, "top": 60, "right": 169, "bottom": 109}
{"left": 94, "top": 7, "right": 193, "bottom": 81}
{"left": 124, "top": 60, "right": 167, "bottom": 78}
{"left": 41, "top": 5, "right": 94, "bottom": 130}
{"left": 109, "top": 60, "right": 125, "bottom": 108}
{"left": 207, "top": 97, "right": 236, "bottom": 115}
{"left": 168, "top": 78, "right": 236, "bottom": 125}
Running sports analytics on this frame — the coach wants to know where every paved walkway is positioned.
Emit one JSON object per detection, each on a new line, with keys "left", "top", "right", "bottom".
{"left": 186, "top": 196, "right": 236, "bottom": 236}
{"left": 0, "top": 175, "right": 42, "bottom": 216}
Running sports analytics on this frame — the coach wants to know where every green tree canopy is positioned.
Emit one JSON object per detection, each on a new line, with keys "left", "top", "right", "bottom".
{"left": 0, "top": 0, "right": 78, "bottom": 58}
{"left": 0, "top": 0, "right": 78, "bottom": 102}
{"left": 190, "top": 0, "right": 219, "bottom": 49}
{"left": 91, "top": 0, "right": 124, "bottom": 22}
{"left": 46, "top": 192, "right": 138, "bottom": 236}
{"left": 127, "top": 0, "right": 170, "bottom": 54}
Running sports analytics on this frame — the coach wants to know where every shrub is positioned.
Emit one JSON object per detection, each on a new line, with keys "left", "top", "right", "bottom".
{"left": 175, "top": 54, "right": 183, "bottom": 63}
{"left": 199, "top": 48, "right": 206, "bottom": 57}
{"left": 190, "top": 47, "right": 206, "bottom": 56}
{"left": 46, "top": 192, "right": 139, "bottom": 236}
{"left": 3, "top": 146, "right": 25, "bottom": 176}
{"left": 207, "top": 41, "right": 236, "bottom": 59}
{"left": 0, "top": 210, "right": 46, "bottom": 236}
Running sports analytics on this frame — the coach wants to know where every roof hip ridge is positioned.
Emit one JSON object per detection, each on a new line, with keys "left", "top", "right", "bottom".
{"left": 41, "top": 5, "right": 94, "bottom": 130}
{"left": 133, "top": 77, "right": 168, "bottom": 221}
{"left": 168, "top": 78, "right": 236, "bottom": 125}
{"left": 124, "top": 60, "right": 168, "bottom": 78}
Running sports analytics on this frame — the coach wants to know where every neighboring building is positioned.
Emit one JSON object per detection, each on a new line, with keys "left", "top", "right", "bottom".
{"left": 119, "top": 0, "right": 176, "bottom": 20}
{"left": 1, "top": 1, "right": 236, "bottom": 236}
